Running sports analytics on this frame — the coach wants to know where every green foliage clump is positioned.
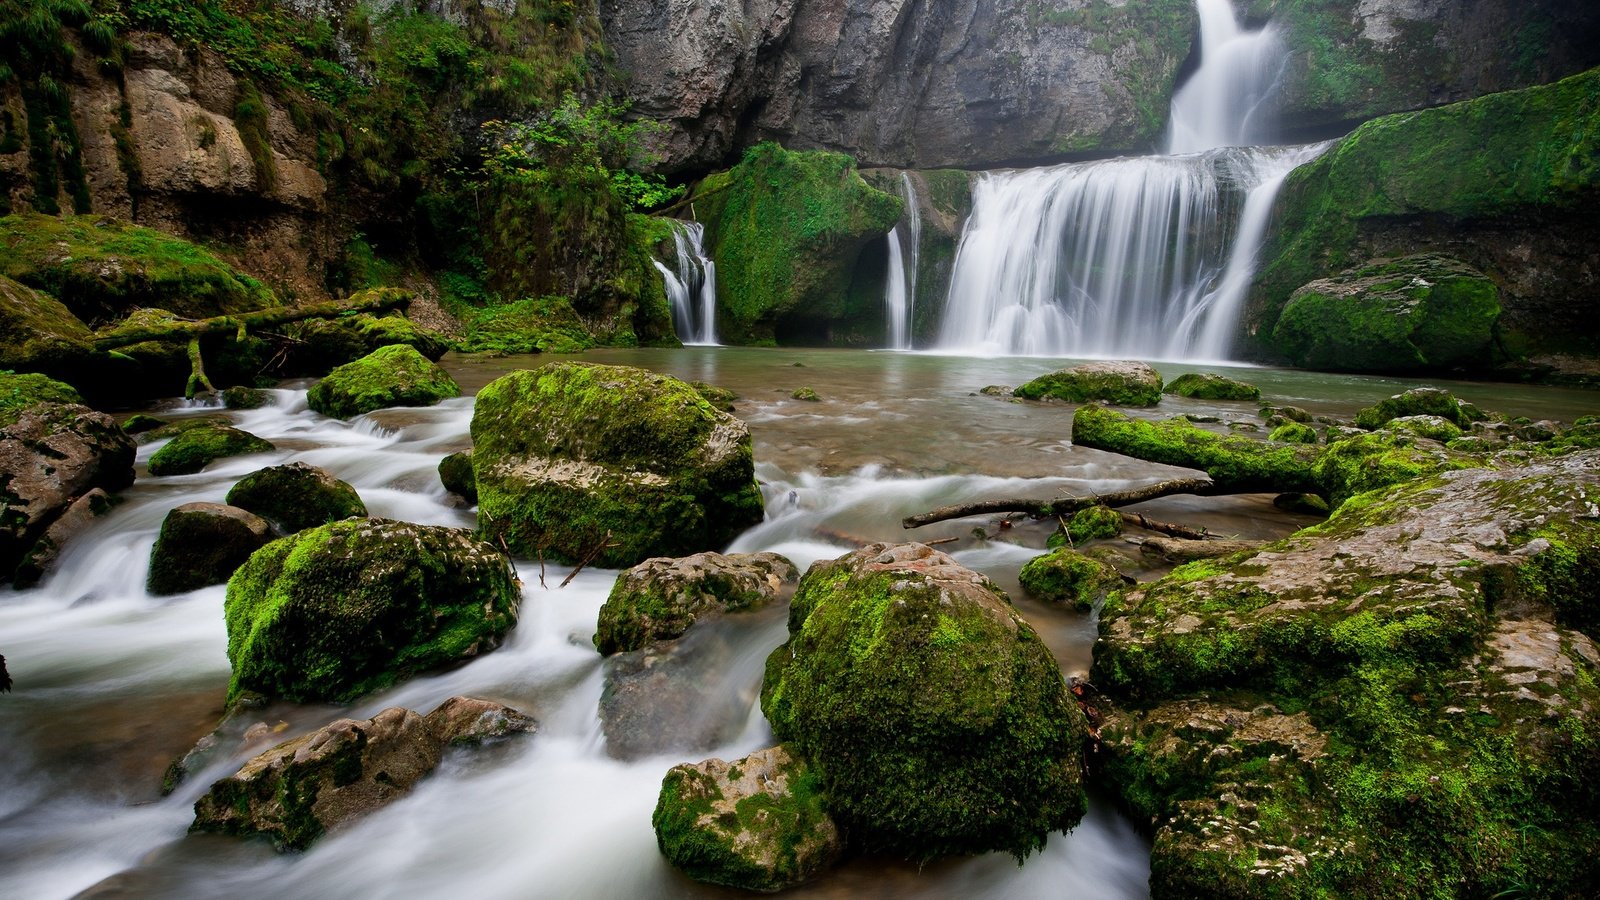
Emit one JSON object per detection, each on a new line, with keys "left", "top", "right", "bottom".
{"left": 223, "top": 518, "right": 521, "bottom": 702}
{"left": 1018, "top": 547, "right": 1123, "bottom": 611}
{"left": 1072, "top": 404, "right": 1323, "bottom": 495}
{"left": 692, "top": 143, "right": 902, "bottom": 344}
{"left": 225, "top": 462, "right": 366, "bottom": 534}
{"left": 306, "top": 344, "right": 459, "bottom": 419}
{"left": 1015, "top": 362, "right": 1163, "bottom": 406}
{"left": 0, "top": 371, "right": 81, "bottom": 426}
{"left": 1055, "top": 504, "right": 1123, "bottom": 547}
{"left": 761, "top": 549, "right": 1086, "bottom": 862}
{"left": 147, "top": 422, "right": 273, "bottom": 476}
{"left": 457, "top": 295, "right": 593, "bottom": 354}
{"left": 1162, "top": 372, "right": 1261, "bottom": 401}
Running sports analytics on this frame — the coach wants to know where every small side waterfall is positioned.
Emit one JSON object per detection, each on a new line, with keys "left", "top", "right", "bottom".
{"left": 653, "top": 221, "right": 718, "bottom": 346}
{"left": 882, "top": 173, "right": 921, "bottom": 350}
{"left": 935, "top": 0, "right": 1312, "bottom": 361}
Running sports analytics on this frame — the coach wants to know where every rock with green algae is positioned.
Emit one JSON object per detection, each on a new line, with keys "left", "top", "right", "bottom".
{"left": 456, "top": 295, "right": 595, "bottom": 355}
{"left": 224, "top": 463, "right": 366, "bottom": 534}
{"left": 1268, "top": 421, "right": 1318, "bottom": 444}
{"left": 1381, "top": 414, "right": 1463, "bottom": 443}
{"left": 192, "top": 696, "right": 535, "bottom": 851}
{"left": 147, "top": 502, "right": 273, "bottom": 595}
{"left": 0, "top": 274, "right": 98, "bottom": 378}
{"left": 691, "top": 381, "right": 738, "bottom": 412}
{"left": 1354, "top": 387, "right": 1484, "bottom": 430}
{"left": 223, "top": 518, "right": 520, "bottom": 703}
{"left": 306, "top": 344, "right": 459, "bottom": 419}
{"left": 437, "top": 450, "right": 476, "bottom": 503}
{"left": 221, "top": 386, "right": 271, "bottom": 410}
{"left": 1163, "top": 372, "right": 1260, "bottom": 401}
{"left": 1272, "top": 255, "right": 1501, "bottom": 372}
{"left": 653, "top": 745, "right": 842, "bottom": 892}
{"left": 0, "top": 372, "right": 82, "bottom": 426}
{"left": 120, "top": 414, "right": 167, "bottom": 435}
{"left": 761, "top": 542, "right": 1086, "bottom": 861}
{"left": 1313, "top": 430, "right": 1487, "bottom": 509}
{"left": 1092, "top": 450, "right": 1600, "bottom": 899}
{"left": 1048, "top": 504, "right": 1123, "bottom": 549}
{"left": 691, "top": 144, "right": 902, "bottom": 344}
{"left": 1018, "top": 547, "right": 1124, "bottom": 611}
{"left": 1015, "top": 360, "right": 1163, "bottom": 406}
{"left": 470, "top": 363, "right": 765, "bottom": 568}
{"left": 791, "top": 386, "right": 819, "bottom": 401}
{"left": 1072, "top": 405, "right": 1323, "bottom": 495}
{"left": 595, "top": 551, "right": 798, "bottom": 655}
{"left": 147, "top": 423, "right": 274, "bottom": 476}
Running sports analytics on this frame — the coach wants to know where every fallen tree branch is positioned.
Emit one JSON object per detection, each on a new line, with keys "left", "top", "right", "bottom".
{"left": 1118, "top": 511, "right": 1210, "bottom": 540}
{"left": 901, "top": 477, "right": 1217, "bottom": 529}
{"left": 91, "top": 289, "right": 412, "bottom": 351}
{"left": 1138, "top": 536, "right": 1264, "bottom": 562}
{"left": 560, "top": 530, "right": 617, "bottom": 588}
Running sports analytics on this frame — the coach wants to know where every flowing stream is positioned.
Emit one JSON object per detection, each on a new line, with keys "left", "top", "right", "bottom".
{"left": 935, "top": 0, "right": 1306, "bottom": 360}
{"left": 5, "top": 348, "right": 1597, "bottom": 900}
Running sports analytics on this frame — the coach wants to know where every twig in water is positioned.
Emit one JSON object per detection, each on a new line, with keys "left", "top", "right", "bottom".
{"left": 560, "top": 531, "right": 618, "bottom": 588}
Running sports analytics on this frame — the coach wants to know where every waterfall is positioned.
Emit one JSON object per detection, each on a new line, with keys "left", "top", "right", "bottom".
{"left": 882, "top": 173, "right": 921, "bottom": 350}
{"left": 935, "top": 0, "right": 1313, "bottom": 361}
{"left": 652, "top": 220, "right": 718, "bottom": 345}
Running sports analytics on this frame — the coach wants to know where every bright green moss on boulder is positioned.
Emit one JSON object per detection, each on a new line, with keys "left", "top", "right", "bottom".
{"left": 470, "top": 363, "right": 765, "bottom": 568}
{"left": 438, "top": 450, "right": 476, "bottom": 502}
{"left": 1354, "top": 387, "right": 1483, "bottom": 430}
{"left": 1072, "top": 405, "right": 1323, "bottom": 495}
{"left": 693, "top": 144, "right": 902, "bottom": 344}
{"left": 1015, "top": 360, "right": 1163, "bottom": 406}
{"left": 0, "top": 372, "right": 82, "bottom": 427}
{"left": 223, "top": 518, "right": 520, "bottom": 703}
{"left": 1382, "top": 414, "right": 1463, "bottom": 443}
{"left": 761, "top": 543, "right": 1086, "bottom": 861}
{"left": 1019, "top": 548, "right": 1124, "bottom": 611}
{"left": 1313, "top": 430, "right": 1486, "bottom": 509}
{"left": 1048, "top": 504, "right": 1123, "bottom": 548}
{"left": 1268, "top": 421, "right": 1318, "bottom": 444}
{"left": 0, "top": 213, "right": 276, "bottom": 323}
{"left": 457, "top": 295, "right": 595, "bottom": 354}
{"left": 1163, "top": 372, "right": 1260, "bottom": 401}
{"left": 147, "top": 423, "right": 274, "bottom": 476}
{"left": 225, "top": 463, "right": 367, "bottom": 534}
{"left": 306, "top": 344, "right": 459, "bottom": 419}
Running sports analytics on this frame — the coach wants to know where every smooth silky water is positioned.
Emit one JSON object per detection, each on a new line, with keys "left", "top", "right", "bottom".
{"left": 4, "top": 347, "right": 1596, "bottom": 899}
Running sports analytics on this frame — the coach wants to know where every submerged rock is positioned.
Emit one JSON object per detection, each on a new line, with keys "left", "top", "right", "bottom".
{"left": 762, "top": 542, "right": 1086, "bottom": 860}
{"left": 1163, "top": 372, "right": 1260, "bottom": 401}
{"left": 1018, "top": 547, "right": 1124, "bottom": 611}
{"left": 1094, "top": 451, "right": 1600, "bottom": 897}
{"left": 147, "top": 422, "right": 274, "bottom": 476}
{"left": 147, "top": 502, "right": 272, "bottom": 595}
{"left": 1015, "top": 360, "right": 1163, "bottom": 406}
{"left": 470, "top": 363, "right": 765, "bottom": 568}
{"left": 225, "top": 463, "right": 366, "bottom": 534}
{"left": 224, "top": 519, "right": 520, "bottom": 703}
{"left": 653, "top": 745, "right": 841, "bottom": 893}
{"left": 192, "top": 696, "right": 535, "bottom": 850}
{"left": 306, "top": 344, "right": 459, "bottom": 419}
{"left": 595, "top": 551, "right": 798, "bottom": 655}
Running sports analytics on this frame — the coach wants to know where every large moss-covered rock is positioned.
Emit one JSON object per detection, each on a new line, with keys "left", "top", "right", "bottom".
{"left": 1354, "top": 387, "right": 1484, "bottom": 430}
{"left": 693, "top": 144, "right": 902, "bottom": 344}
{"left": 0, "top": 275, "right": 97, "bottom": 377}
{"left": 306, "top": 344, "right": 459, "bottom": 419}
{"left": 595, "top": 551, "right": 797, "bottom": 655}
{"left": 1313, "top": 430, "right": 1487, "bottom": 509}
{"left": 147, "top": 503, "right": 273, "bottom": 595}
{"left": 437, "top": 450, "right": 476, "bottom": 502}
{"left": 223, "top": 519, "right": 520, "bottom": 703}
{"left": 147, "top": 423, "right": 274, "bottom": 476}
{"left": 1162, "top": 372, "right": 1260, "bottom": 401}
{"left": 0, "top": 213, "right": 276, "bottom": 323}
{"left": 470, "top": 363, "right": 765, "bottom": 568}
{"left": 0, "top": 372, "right": 82, "bottom": 426}
{"left": 1015, "top": 360, "right": 1163, "bottom": 406}
{"left": 653, "top": 745, "right": 842, "bottom": 892}
{"left": 281, "top": 304, "right": 450, "bottom": 375}
{"left": 1018, "top": 548, "right": 1124, "bottom": 611}
{"left": 1273, "top": 255, "right": 1501, "bottom": 371}
{"left": 1093, "top": 450, "right": 1600, "bottom": 898}
{"left": 192, "top": 697, "right": 535, "bottom": 850}
{"left": 225, "top": 463, "right": 366, "bottom": 534}
{"left": 1249, "top": 68, "right": 1600, "bottom": 367}
{"left": 1072, "top": 405, "right": 1323, "bottom": 495}
{"left": 761, "top": 542, "right": 1086, "bottom": 861}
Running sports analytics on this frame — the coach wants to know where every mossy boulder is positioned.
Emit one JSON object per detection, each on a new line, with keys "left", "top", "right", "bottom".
{"left": 120, "top": 414, "right": 167, "bottom": 435}
{"left": 225, "top": 463, "right": 367, "bottom": 534}
{"left": 0, "top": 274, "right": 97, "bottom": 378}
{"left": 470, "top": 363, "right": 765, "bottom": 568}
{"left": 0, "top": 213, "right": 276, "bottom": 323}
{"left": 1093, "top": 450, "right": 1600, "bottom": 897}
{"left": 221, "top": 386, "right": 272, "bottom": 410}
{"left": 761, "top": 542, "right": 1086, "bottom": 861}
{"left": 693, "top": 144, "right": 902, "bottom": 344}
{"left": 791, "top": 386, "right": 819, "bottom": 401}
{"left": 457, "top": 295, "right": 594, "bottom": 354}
{"left": 306, "top": 344, "right": 459, "bottom": 419}
{"left": 1273, "top": 255, "right": 1502, "bottom": 372}
{"left": 223, "top": 518, "right": 520, "bottom": 703}
{"left": 1354, "top": 387, "right": 1483, "bottom": 430}
{"left": 192, "top": 697, "right": 535, "bottom": 851}
{"left": 438, "top": 450, "right": 476, "bottom": 503}
{"left": 653, "top": 745, "right": 842, "bottom": 892}
{"left": 0, "top": 372, "right": 82, "bottom": 427}
{"left": 1072, "top": 405, "right": 1323, "bottom": 495}
{"left": 1268, "top": 421, "right": 1318, "bottom": 444}
{"left": 1382, "top": 414, "right": 1463, "bottom": 444}
{"left": 1015, "top": 360, "right": 1163, "bottom": 406}
{"left": 1049, "top": 504, "right": 1123, "bottom": 548}
{"left": 1313, "top": 430, "right": 1486, "bottom": 509}
{"left": 147, "top": 423, "right": 275, "bottom": 476}
{"left": 1163, "top": 372, "right": 1260, "bottom": 401}
{"left": 595, "top": 551, "right": 798, "bottom": 655}
{"left": 147, "top": 503, "right": 273, "bottom": 595}
{"left": 348, "top": 308, "right": 448, "bottom": 361}
{"left": 1018, "top": 548, "right": 1124, "bottom": 611}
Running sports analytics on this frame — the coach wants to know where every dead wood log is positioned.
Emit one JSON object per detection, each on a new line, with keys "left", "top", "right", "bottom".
{"left": 901, "top": 476, "right": 1217, "bottom": 529}
{"left": 1118, "top": 511, "right": 1210, "bottom": 540}
{"left": 91, "top": 289, "right": 412, "bottom": 352}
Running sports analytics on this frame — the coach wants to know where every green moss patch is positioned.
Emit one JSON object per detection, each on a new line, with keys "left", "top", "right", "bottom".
{"left": 225, "top": 463, "right": 366, "bottom": 534}
{"left": 0, "top": 372, "right": 81, "bottom": 427}
{"left": 1019, "top": 548, "right": 1124, "bottom": 611}
{"left": 1073, "top": 405, "right": 1323, "bottom": 495}
{"left": 306, "top": 344, "right": 459, "bottom": 419}
{"left": 1016, "top": 361, "right": 1163, "bottom": 406}
{"left": 147, "top": 423, "right": 274, "bottom": 476}
{"left": 1163, "top": 372, "right": 1260, "bottom": 401}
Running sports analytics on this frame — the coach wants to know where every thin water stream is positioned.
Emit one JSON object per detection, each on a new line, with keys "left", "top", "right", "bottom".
{"left": 3, "top": 348, "right": 1595, "bottom": 899}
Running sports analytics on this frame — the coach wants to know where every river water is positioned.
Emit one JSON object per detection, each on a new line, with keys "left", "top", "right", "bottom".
{"left": 2, "top": 348, "right": 1595, "bottom": 899}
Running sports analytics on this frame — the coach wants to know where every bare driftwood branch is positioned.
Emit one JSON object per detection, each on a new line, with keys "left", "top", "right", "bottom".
{"left": 901, "top": 477, "right": 1216, "bottom": 529}
{"left": 560, "top": 531, "right": 618, "bottom": 588}
{"left": 91, "top": 290, "right": 412, "bottom": 352}
{"left": 1138, "top": 536, "right": 1264, "bottom": 562}
{"left": 1118, "top": 511, "right": 1210, "bottom": 540}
